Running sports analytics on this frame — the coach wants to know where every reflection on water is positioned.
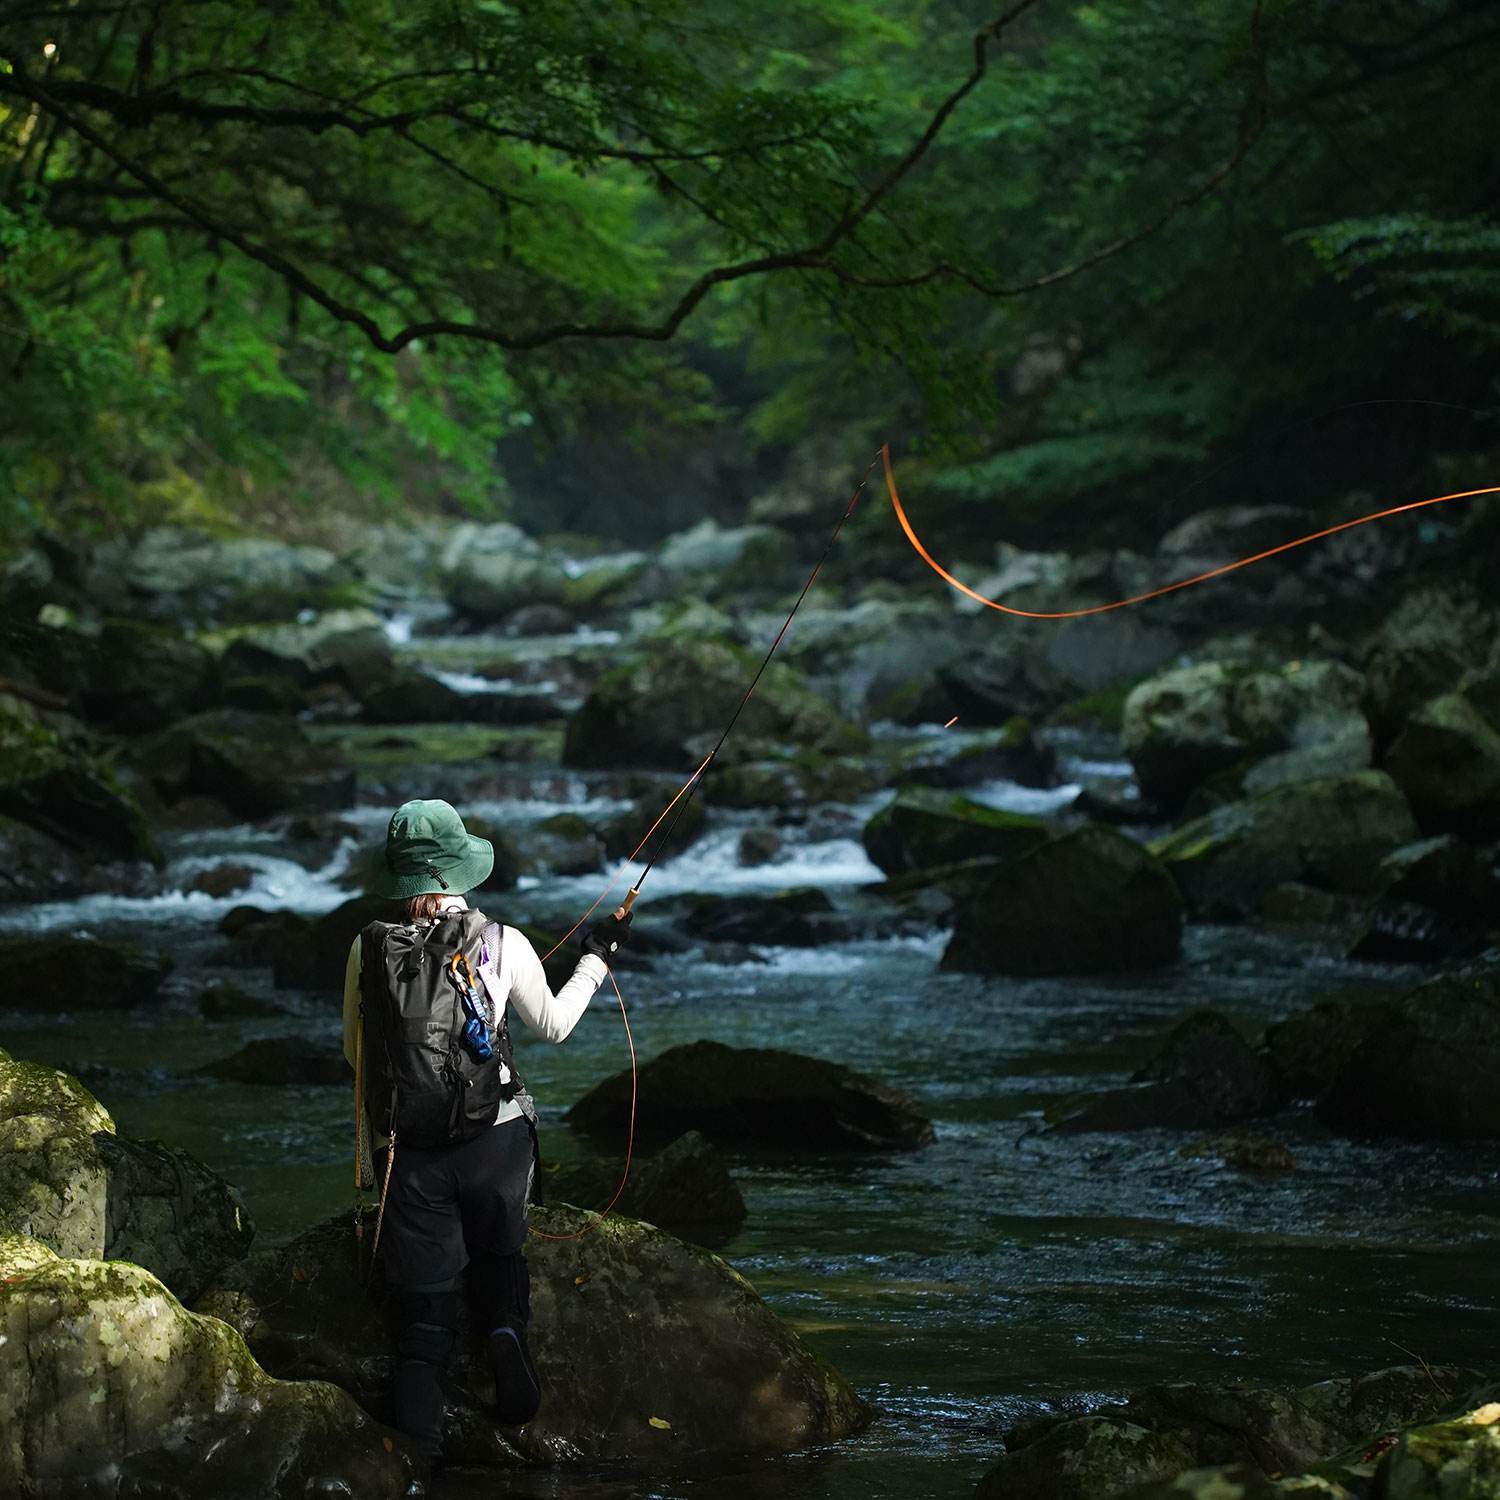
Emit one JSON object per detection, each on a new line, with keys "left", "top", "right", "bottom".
{"left": 2, "top": 730, "right": 1496, "bottom": 1500}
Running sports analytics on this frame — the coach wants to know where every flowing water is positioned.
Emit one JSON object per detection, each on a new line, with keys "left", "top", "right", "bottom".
{"left": 4, "top": 634, "right": 1497, "bottom": 1500}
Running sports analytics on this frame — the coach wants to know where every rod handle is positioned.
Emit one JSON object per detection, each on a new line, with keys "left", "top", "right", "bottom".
{"left": 618, "top": 886, "right": 641, "bottom": 917}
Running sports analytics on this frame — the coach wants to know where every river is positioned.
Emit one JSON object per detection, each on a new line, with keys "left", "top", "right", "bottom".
{"left": 2, "top": 627, "right": 1496, "bottom": 1500}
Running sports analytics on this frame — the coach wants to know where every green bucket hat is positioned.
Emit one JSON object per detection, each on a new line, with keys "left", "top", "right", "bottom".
{"left": 371, "top": 798, "right": 494, "bottom": 899}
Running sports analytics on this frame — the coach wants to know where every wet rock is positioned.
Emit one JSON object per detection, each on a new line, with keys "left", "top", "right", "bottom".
{"left": 1158, "top": 506, "right": 1311, "bottom": 568}
{"left": 0, "top": 934, "right": 168, "bottom": 1009}
{"left": 1382, "top": 1407, "right": 1500, "bottom": 1499}
{"left": 186, "top": 862, "right": 258, "bottom": 898}
{"left": 0, "top": 1234, "right": 417, "bottom": 1497}
{"left": 863, "top": 787, "right": 1049, "bottom": 875}
{"left": 0, "top": 816, "right": 144, "bottom": 904}
{"left": 440, "top": 521, "right": 568, "bottom": 619}
{"left": 892, "top": 718, "right": 1058, "bottom": 792}
{"left": 681, "top": 887, "right": 846, "bottom": 947}
{"left": 198, "top": 981, "right": 285, "bottom": 1020}
{"left": 1152, "top": 771, "right": 1418, "bottom": 917}
{"left": 1384, "top": 690, "right": 1500, "bottom": 834}
{"left": 208, "top": 1204, "right": 871, "bottom": 1466}
{"left": 1122, "top": 660, "right": 1370, "bottom": 813}
{"left": 1296, "top": 1365, "right": 1485, "bottom": 1453}
{"left": 562, "top": 636, "right": 865, "bottom": 771}
{"left": 1116, "top": 1463, "right": 1321, "bottom": 1498}
{"left": 1346, "top": 899, "right": 1486, "bottom": 963}
{"left": 78, "top": 619, "right": 220, "bottom": 732}
{"left": 200, "top": 1036, "right": 347, "bottom": 1087}
{"left": 1181, "top": 1133, "right": 1298, "bottom": 1173}
{"left": 1049, "top": 1011, "right": 1284, "bottom": 1134}
{"left": 1258, "top": 883, "right": 1360, "bottom": 927}
{"left": 701, "top": 753, "right": 882, "bottom": 808}
{"left": 0, "top": 700, "right": 160, "bottom": 863}
{"left": 506, "top": 602, "right": 577, "bottom": 635}
{"left": 255, "top": 895, "right": 396, "bottom": 992}
{"left": 1364, "top": 643, "right": 1471, "bottom": 745}
{"left": 1376, "top": 835, "right": 1500, "bottom": 929}
{"left": 1261, "top": 998, "right": 1391, "bottom": 1105}
{"left": 938, "top": 632, "right": 1071, "bottom": 726}
{"left": 1118, "top": 1381, "right": 1339, "bottom": 1473}
{"left": 601, "top": 789, "right": 707, "bottom": 862}
{"left": 219, "top": 609, "right": 394, "bottom": 696}
{"left": 360, "top": 664, "right": 466, "bottom": 723}
{"left": 223, "top": 672, "right": 307, "bottom": 713}
{"left": 568, "top": 1039, "right": 935, "bottom": 1152}
{"left": 522, "top": 812, "right": 606, "bottom": 877}
{"left": 943, "top": 825, "right": 1182, "bottom": 976}
{"left": 551, "top": 1131, "right": 747, "bottom": 1246}
{"left": 976, "top": 1415, "right": 1193, "bottom": 1500}
{"left": 1312, "top": 961, "right": 1500, "bottom": 1140}
{"left": 84, "top": 525, "right": 364, "bottom": 625}
{"left": 560, "top": 550, "right": 649, "bottom": 613}
{"left": 143, "top": 708, "right": 357, "bottom": 818}
{"left": 651, "top": 519, "right": 790, "bottom": 600}
{"left": 0, "top": 1057, "right": 252, "bottom": 1300}
{"left": 738, "top": 827, "right": 783, "bottom": 866}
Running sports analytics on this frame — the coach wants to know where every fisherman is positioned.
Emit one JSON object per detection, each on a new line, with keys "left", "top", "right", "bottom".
{"left": 343, "top": 797, "right": 631, "bottom": 1463}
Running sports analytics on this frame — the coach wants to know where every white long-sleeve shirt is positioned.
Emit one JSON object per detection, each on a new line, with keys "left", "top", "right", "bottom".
{"left": 342, "top": 896, "right": 607, "bottom": 1131}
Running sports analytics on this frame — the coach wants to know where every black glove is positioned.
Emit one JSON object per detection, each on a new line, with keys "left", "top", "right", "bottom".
{"left": 581, "top": 910, "right": 633, "bottom": 960}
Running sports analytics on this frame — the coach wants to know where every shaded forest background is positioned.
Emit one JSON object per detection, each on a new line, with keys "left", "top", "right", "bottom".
{"left": 1, "top": 0, "right": 1498, "bottom": 557}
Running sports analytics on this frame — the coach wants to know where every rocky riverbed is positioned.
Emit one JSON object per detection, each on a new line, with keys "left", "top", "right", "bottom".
{"left": 1, "top": 496, "right": 1498, "bottom": 1497}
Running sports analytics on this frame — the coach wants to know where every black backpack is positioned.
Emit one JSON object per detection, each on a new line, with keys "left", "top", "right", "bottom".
{"left": 360, "top": 910, "right": 521, "bottom": 1149}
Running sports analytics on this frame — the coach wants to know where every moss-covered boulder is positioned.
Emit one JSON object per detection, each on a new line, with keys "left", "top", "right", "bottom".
{"left": 79, "top": 618, "right": 221, "bottom": 733}
{"left": 440, "top": 521, "right": 568, "bottom": 618}
{"left": 0, "top": 1234, "right": 417, "bottom": 1497}
{"left": 562, "top": 636, "right": 865, "bottom": 770}
{"left": 208, "top": 1203, "right": 870, "bottom": 1468}
{"left": 143, "top": 707, "right": 357, "bottom": 818}
{"left": 680, "top": 886, "right": 853, "bottom": 947}
{"left": 0, "top": 699, "right": 159, "bottom": 863}
{"left": 942, "top": 824, "right": 1182, "bottom": 976}
{"left": 976, "top": 1415, "right": 1194, "bottom": 1500}
{"left": 1296, "top": 1365, "right": 1487, "bottom": 1454}
{"left": 863, "top": 787, "right": 1049, "bottom": 875}
{"left": 219, "top": 608, "right": 394, "bottom": 696}
{"left": 1122, "top": 660, "right": 1370, "bottom": 813}
{"left": 568, "top": 1039, "right": 935, "bottom": 1151}
{"left": 1384, "top": 690, "right": 1500, "bottom": 834}
{"left": 1382, "top": 1404, "right": 1500, "bottom": 1498}
{"left": 1151, "top": 771, "right": 1417, "bottom": 917}
{"left": 0, "top": 934, "right": 168, "bottom": 1010}
{"left": 0, "top": 1057, "right": 252, "bottom": 1301}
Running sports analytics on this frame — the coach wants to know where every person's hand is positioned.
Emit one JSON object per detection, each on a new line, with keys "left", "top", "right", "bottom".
{"left": 581, "top": 906, "right": 633, "bottom": 960}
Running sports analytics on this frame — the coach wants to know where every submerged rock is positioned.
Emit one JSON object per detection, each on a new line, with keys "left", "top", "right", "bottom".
{"left": 200, "top": 1036, "right": 347, "bottom": 1087}
{"left": 562, "top": 636, "right": 864, "bottom": 770}
{"left": 143, "top": 708, "right": 357, "bottom": 818}
{"left": 551, "top": 1131, "right": 747, "bottom": 1246}
{"left": 0, "top": 1234, "right": 417, "bottom": 1497}
{"left": 1151, "top": 771, "right": 1417, "bottom": 917}
{"left": 1049, "top": 1011, "right": 1285, "bottom": 1135}
{"left": 0, "top": 934, "right": 168, "bottom": 1009}
{"left": 568, "top": 1039, "right": 935, "bottom": 1151}
{"left": 942, "top": 824, "right": 1182, "bottom": 976}
{"left": 0, "top": 1056, "right": 252, "bottom": 1301}
{"left": 208, "top": 1204, "right": 871, "bottom": 1467}
{"left": 862, "top": 787, "right": 1049, "bottom": 875}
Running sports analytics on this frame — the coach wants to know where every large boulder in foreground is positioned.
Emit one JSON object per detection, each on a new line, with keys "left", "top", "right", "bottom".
{"left": 567, "top": 1040, "right": 935, "bottom": 1151}
{"left": 1151, "top": 771, "right": 1417, "bottom": 917}
{"left": 143, "top": 707, "right": 357, "bottom": 818}
{"left": 1122, "top": 659, "right": 1371, "bottom": 813}
{"left": 562, "top": 636, "right": 865, "bottom": 770}
{"left": 0, "top": 1234, "right": 417, "bottom": 1497}
{"left": 0, "top": 1055, "right": 252, "bottom": 1302}
{"left": 862, "top": 787, "right": 1048, "bottom": 875}
{"left": 208, "top": 1204, "right": 871, "bottom": 1467}
{"left": 941, "top": 824, "right": 1182, "bottom": 976}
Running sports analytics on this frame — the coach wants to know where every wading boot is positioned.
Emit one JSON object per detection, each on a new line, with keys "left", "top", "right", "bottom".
{"left": 469, "top": 1248, "right": 541, "bottom": 1425}
{"left": 390, "top": 1286, "right": 458, "bottom": 1464}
